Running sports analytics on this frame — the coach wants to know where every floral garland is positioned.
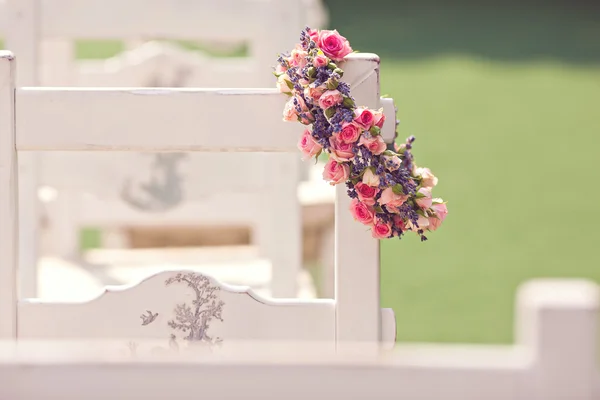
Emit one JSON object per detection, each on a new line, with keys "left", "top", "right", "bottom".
{"left": 274, "top": 27, "right": 448, "bottom": 241}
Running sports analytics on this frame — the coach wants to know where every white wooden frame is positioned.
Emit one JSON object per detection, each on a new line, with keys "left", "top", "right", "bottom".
{"left": 1, "top": 279, "right": 599, "bottom": 399}
{"left": 0, "top": 51, "right": 395, "bottom": 350}
{"left": 3, "top": 0, "right": 312, "bottom": 299}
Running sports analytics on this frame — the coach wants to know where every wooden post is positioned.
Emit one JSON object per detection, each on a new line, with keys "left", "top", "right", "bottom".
{"left": 334, "top": 55, "right": 381, "bottom": 350}
{"left": 0, "top": 51, "right": 18, "bottom": 338}
{"left": 516, "top": 279, "right": 599, "bottom": 400}
{"left": 6, "top": 0, "right": 40, "bottom": 299}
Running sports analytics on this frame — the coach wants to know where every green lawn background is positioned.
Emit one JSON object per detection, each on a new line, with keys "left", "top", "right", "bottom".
{"left": 2, "top": 0, "right": 599, "bottom": 344}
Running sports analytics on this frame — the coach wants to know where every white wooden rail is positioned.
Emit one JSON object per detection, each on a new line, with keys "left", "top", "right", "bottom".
{"left": 0, "top": 279, "right": 598, "bottom": 400}
{"left": 0, "top": 51, "right": 394, "bottom": 351}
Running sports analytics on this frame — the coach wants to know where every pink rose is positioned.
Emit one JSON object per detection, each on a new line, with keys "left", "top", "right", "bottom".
{"left": 277, "top": 74, "right": 292, "bottom": 94}
{"left": 275, "top": 64, "right": 287, "bottom": 74}
{"left": 318, "top": 89, "right": 343, "bottom": 110}
{"left": 297, "top": 129, "right": 322, "bottom": 160}
{"left": 415, "top": 187, "right": 432, "bottom": 210}
{"left": 428, "top": 216, "right": 442, "bottom": 231}
{"left": 304, "top": 85, "right": 325, "bottom": 102}
{"left": 392, "top": 215, "right": 406, "bottom": 232}
{"left": 296, "top": 94, "right": 309, "bottom": 112}
{"left": 295, "top": 95, "right": 314, "bottom": 124}
{"left": 416, "top": 167, "right": 438, "bottom": 188}
{"left": 373, "top": 109, "right": 385, "bottom": 129}
{"left": 290, "top": 47, "right": 308, "bottom": 68}
{"left": 372, "top": 219, "right": 392, "bottom": 239}
{"left": 362, "top": 168, "right": 380, "bottom": 187}
{"left": 431, "top": 202, "right": 448, "bottom": 222}
{"left": 354, "top": 107, "right": 375, "bottom": 129}
{"left": 308, "top": 28, "right": 319, "bottom": 42}
{"left": 317, "top": 30, "right": 353, "bottom": 61}
{"left": 383, "top": 155, "right": 402, "bottom": 171}
{"left": 428, "top": 202, "right": 448, "bottom": 231}
{"left": 354, "top": 182, "right": 379, "bottom": 206}
{"left": 379, "top": 187, "right": 409, "bottom": 211}
{"left": 359, "top": 135, "right": 386, "bottom": 155}
{"left": 349, "top": 198, "right": 374, "bottom": 225}
{"left": 282, "top": 98, "right": 298, "bottom": 122}
{"left": 329, "top": 136, "right": 355, "bottom": 162}
{"left": 313, "top": 54, "right": 329, "bottom": 68}
{"left": 322, "top": 159, "right": 350, "bottom": 186}
{"left": 336, "top": 122, "right": 362, "bottom": 144}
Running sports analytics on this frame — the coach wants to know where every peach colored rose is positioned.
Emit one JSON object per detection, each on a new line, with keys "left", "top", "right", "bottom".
{"left": 277, "top": 73, "right": 292, "bottom": 94}
{"left": 373, "top": 109, "right": 385, "bottom": 129}
{"left": 329, "top": 136, "right": 355, "bottom": 162}
{"left": 408, "top": 215, "right": 430, "bottom": 232}
{"left": 379, "top": 187, "right": 409, "bottom": 212}
{"left": 428, "top": 201, "right": 448, "bottom": 231}
{"left": 318, "top": 89, "right": 343, "bottom": 110}
{"left": 354, "top": 107, "right": 375, "bottom": 129}
{"left": 336, "top": 122, "right": 362, "bottom": 144}
{"left": 415, "top": 187, "right": 432, "bottom": 210}
{"left": 416, "top": 167, "right": 438, "bottom": 188}
{"left": 282, "top": 98, "right": 297, "bottom": 122}
{"left": 383, "top": 155, "right": 402, "bottom": 171}
{"left": 297, "top": 129, "right": 322, "bottom": 160}
{"left": 354, "top": 182, "right": 379, "bottom": 206}
{"left": 290, "top": 47, "right": 308, "bottom": 68}
{"left": 359, "top": 135, "right": 386, "bottom": 155}
{"left": 322, "top": 159, "right": 350, "bottom": 186}
{"left": 349, "top": 198, "right": 374, "bottom": 225}
{"left": 362, "top": 168, "right": 380, "bottom": 187}
{"left": 313, "top": 54, "right": 329, "bottom": 68}
{"left": 304, "top": 85, "right": 325, "bottom": 102}
{"left": 372, "top": 218, "right": 392, "bottom": 239}
{"left": 317, "top": 30, "right": 353, "bottom": 61}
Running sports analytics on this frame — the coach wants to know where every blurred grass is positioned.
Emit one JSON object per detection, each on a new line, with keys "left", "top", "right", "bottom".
{"left": 324, "top": 0, "right": 600, "bottom": 344}
{"left": 2, "top": 0, "right": 600, "bottom": 344}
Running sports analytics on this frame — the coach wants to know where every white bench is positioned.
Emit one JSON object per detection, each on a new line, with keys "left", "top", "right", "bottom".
{"left": 0, "top": 279, "right": 599, "bottom": 399}
{"left": 3, "top": 0, "right": 314, "bottom": 299}
{"left": 0, "top": 51, "right": 396, "bottom": 350}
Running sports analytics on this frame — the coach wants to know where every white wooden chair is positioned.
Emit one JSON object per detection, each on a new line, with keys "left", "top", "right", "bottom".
{"left": 0, "top": 50, "right": 396, "bottom": 349}
{"left": 3, "top": 0, "right": 311, "bottom": 299}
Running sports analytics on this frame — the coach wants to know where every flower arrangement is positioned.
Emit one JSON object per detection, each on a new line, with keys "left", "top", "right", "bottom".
{"left": 274, "top": 27, "right": 448, "bottom": 241}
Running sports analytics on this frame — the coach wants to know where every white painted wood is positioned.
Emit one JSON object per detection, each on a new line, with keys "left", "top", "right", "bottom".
{"left": 5, "top": 0, "right": 309, "bottom": 300}
{"left": 1, "top": 54, "right": 395, "bottom": 346}
{"left": 5, "top": 0, "right": 40, "bottom": 299}
{"left": 40, "top": 0, "right": 278, "bottom": 41}
{"left": 0, "top": 51, "right": 17, "bottom": 338}
{"left": 18, "top": 270, "right": 335, "bottom": 341}
{"left": 2, "top": 279, "right": 600, "bottom": 400}
{"left": 16, "top": 88, "right": 299, "bottom": 152}
{"left": 257, "top": 152, "right": 302, "bottom": 298}
{"left": 334, "top": 55, "right": 382, "bottom": 350}
{"left": 516, "top": 279, "right": 599, "bottom": 400}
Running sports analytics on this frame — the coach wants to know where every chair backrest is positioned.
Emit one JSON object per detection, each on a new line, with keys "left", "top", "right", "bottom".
{"left": 5, "top": 0, "right": 307, "bottom": 87}
{"left": 2, "top": 0, "right": 308, "bottom": 299}
{"left": 0, "top": 51, "right": 394, "bottom": 349}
